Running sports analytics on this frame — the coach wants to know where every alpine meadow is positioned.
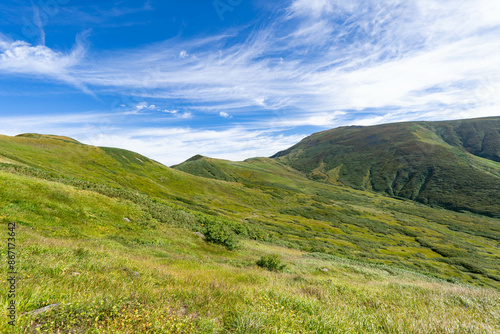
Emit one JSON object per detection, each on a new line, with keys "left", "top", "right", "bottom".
{"left": 0, "top": 117, "right": 499, "bottom": 333}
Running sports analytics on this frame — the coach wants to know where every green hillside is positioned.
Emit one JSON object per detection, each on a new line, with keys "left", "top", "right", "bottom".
{"left": 1, "top": 130, "right": 500, "bottom": 333}
{"left": 271, "top": 117, "right": 500, "bottom": 217}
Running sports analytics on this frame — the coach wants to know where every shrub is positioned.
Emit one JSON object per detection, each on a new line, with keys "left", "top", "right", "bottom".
{"left": 256, "top": 254, "right": 286, "bottom": 272}
{"left": 446, "top": 258, "right": 486, "bottom": 275}
{"left": 203, "top": 221, "right": 239, "bottom": 251}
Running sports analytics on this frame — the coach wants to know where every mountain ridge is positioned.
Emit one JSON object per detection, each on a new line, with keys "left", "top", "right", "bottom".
{"left": 265, "top": 117, "right": 500, "bottom": 217}
{"left": 174, "top": 117, "right": 500, "bottom": 217}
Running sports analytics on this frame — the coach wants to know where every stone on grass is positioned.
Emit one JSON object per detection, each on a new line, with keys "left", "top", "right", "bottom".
{"left": 28, "top": 304, "right": 61, "bottom": 315}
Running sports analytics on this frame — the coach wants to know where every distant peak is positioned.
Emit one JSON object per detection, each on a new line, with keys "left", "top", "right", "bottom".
{"left": 185, "top": 154, "right": 206, "bottom": 162}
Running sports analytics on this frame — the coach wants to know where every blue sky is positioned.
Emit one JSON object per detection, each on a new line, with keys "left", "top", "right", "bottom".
{"left": 0, "top": 0, "right": 499, "bottom": 165}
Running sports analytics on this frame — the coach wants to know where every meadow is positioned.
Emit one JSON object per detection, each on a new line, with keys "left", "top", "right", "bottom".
{"left": 0, "top": 133, "right": 499, "bottom": 333}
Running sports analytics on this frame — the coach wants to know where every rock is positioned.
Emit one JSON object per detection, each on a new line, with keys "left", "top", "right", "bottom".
{"left": 193, "top": 232, "right": 205, "bottom": 238}
{"left": 70, "top": 272, "right": 81, "bottom": 276}
{"left": 320, "top": 268, "right": 329, "bottom": 272}
{"left": 123, "top": 217, "right": 131, "bottom": 222}
{"left": 28, "top": 304, "right": 61, "bottom": 315}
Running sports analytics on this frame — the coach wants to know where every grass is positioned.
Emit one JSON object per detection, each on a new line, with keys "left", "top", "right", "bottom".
{"left": 1, "top": 215, "right": 499, "bottom": 333}
{"left": 0, "top": 131, "right": 499, "bottom": 332}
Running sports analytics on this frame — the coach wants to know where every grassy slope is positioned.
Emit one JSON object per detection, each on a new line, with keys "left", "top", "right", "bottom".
{"left": 173, "top": 155, "right": 500, "bottom": 286}
{"left": 271, "top": 117, "right": 500, "bottom": 217}
{"left": 0, "top": 132, "right": 499, "bottom": 332}
{"left": 1, "top": 171, "right": 499, "bottom": 333}
{"left": 2, "top": 133, "right": 500, "bottom": 286}
{"left": 0, "top": 134, "right": 280, "bottom": 216}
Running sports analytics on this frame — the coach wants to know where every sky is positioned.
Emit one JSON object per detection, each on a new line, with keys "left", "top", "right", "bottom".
{"left": 0, "top": 0, "right": 499, "bottom": 165}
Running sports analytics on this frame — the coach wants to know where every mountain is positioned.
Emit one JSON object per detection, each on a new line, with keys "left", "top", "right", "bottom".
{"left": 1, "top": 128, "right": 500, "bottom": 332}
{"left": 270, "top": 117, "right": 500, "bottom": 217}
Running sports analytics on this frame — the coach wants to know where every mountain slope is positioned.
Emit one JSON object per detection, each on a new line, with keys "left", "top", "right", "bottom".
{"left": 173, "top": 155, "right": 311, "bottom": 191}
{"left": 271, "top": 117, "right": 500, "bottom": 217}
{"left": 2, "top": 169, "right": 499, "bottom": 333}
{"left": 0, "top": 133, "right": 288, "bottom": 216}
{"left": 171, "top": 153, "right": 500, "bottom": 287}
{"left": 1, "top": 132, "right": 500, "bottom": 287}
{"left": 1, "top": 130, "right": 500, "bottom": 331}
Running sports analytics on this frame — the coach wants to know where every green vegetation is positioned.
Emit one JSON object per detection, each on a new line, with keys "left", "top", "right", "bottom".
{"left": 0, "top": 119, "right": 499, "bottom": 333}
{"left": 256, "top": 254, "right": 286, "bottom": 272}
{"left": 201, "top": 216, "right": 240, "bottom": 250}
{"left": 271, "top": 117, "right": 500, "bottom": 217}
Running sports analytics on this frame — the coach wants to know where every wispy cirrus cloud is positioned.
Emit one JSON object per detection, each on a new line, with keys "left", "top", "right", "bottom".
{"left": 1, "top": 0, "right": 499, "bottom": 164}
{"left": 64, "top": 0, "right": 499, "bottom": 124}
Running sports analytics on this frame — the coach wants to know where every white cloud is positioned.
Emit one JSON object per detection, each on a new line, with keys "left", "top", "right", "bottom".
{"left": 61, "top": 0, "right": 497, "bottom": 126}
{"left": 254, "top": 111, "right": 346, "bottom": 129}
{"left": 177, "top": 112, "right": 193, "bottom": 119}
{"left": 163, "top": 109, "right": 178, "bottom": 114}
{"left": 0, "top": 112, "right": 118, "bottom": 139}
{"left": 289, "top": 0, "right": 336, "bottom": 18}
{"left": 327, "top": 36, "right": 500, "bottom": 110}
{"left": 1, "top": 0, "right": 500, "bottom": 163}
{"left": 0, "top": 33, "right": 88, "bottom": 92}
{"left": 135, "top": 102, "right": 157, "bottom": 111}
{"left": 0, "top": 40, "right": 79, "bottom": 74}
{"left": 33, "top": 5, "right": 46, "bottom": 46}
{"left": 82, "top": 127, "right": 305, "bottom": 165}
{"left": 156, "top": 108, "right": 192, "bottom": 119}
{"left": 3, "top": 1, "right": 500, "bottom": 124}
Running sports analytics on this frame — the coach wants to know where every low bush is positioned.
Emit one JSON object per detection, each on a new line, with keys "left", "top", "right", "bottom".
{"left": 203, "top": 220, "right": 240, "bottom": 251}
{"left": 256, "top": 254, "right": 286, "bottom": 272}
